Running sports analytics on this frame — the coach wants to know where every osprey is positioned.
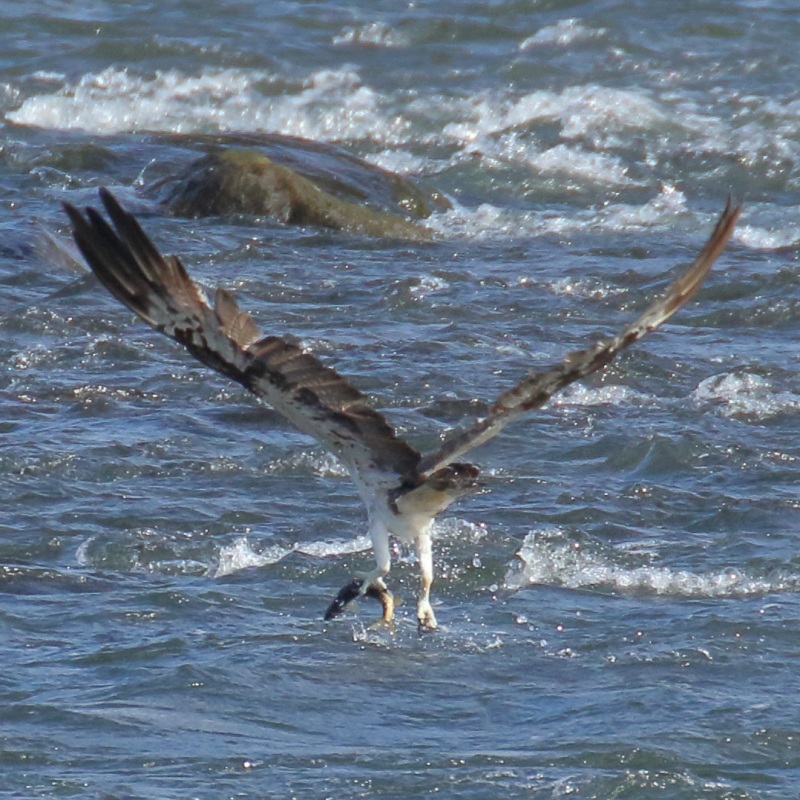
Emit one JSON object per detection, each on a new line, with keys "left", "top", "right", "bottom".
{"left": 63, "top": 190, "right": 739, "bottom": 631}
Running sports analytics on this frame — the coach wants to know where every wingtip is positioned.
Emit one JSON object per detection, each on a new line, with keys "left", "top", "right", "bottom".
{"left": 720, "top": 194, "right": 743, "bottom": 236}
{"left": 62, "top": 188, "right": 122, "bottom": 235}
{"left": 98, "top": 186, "right": 126, "bottom": 222}
{"left": 61, "top": 199, "right": 84, "bottom": 229}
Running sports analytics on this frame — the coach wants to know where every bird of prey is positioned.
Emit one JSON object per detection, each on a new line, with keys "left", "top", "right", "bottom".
{"left": 63, "top": 190, "right": 740, "bottom": 631}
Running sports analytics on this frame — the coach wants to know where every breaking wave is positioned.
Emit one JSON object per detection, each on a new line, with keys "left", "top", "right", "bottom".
{"left": 8, "top": 66, "right": 396, "bottom": 143}
{"left": 213, "top": 534, "right": 372, "bottom": 578}
{"left": 693, "top": 372, "right": 800, "bottom": 420}
{"left": 506, "top": 528, "right": 799, "bottom": 598}
{"left": 8, "top": 61, "right": 800, "bottom": 244}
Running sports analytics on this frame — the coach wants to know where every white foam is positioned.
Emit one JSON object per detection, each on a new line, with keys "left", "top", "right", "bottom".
{"left": 550, "top": 383, "right": 647, "bottom": 409}
{"left": 429, "top": 184, "right": 689, "bottom": 240}
{"left": 442, "top": 85, "right": 667, "bottom": 149}
{"left": 212, "top": 533, "right": 371, "bottom": 578}
{"left": 425, "top": 201, "right": 513, "bottom": 240}
{"left": 31, "top": 70, "right": 67, "bottom": 83}
{"left": 519, "top": 18, "right": 607, "bottom": 49}
{"left": 213, "top": 538, "right": 292, "bottom": 578}
{"left": 546, "top": 276, "right": 623, "bottom": 301}
{"left": 591, "top": 184, "right": 690, "bottom": 232}
{"left": 506, "top": 528, "right": 797, "bottom": 597}
{"left": 657, "top": 93, "right": 800, "bottom": 179}
{"left": 8, "top": 66, "right": 398, "bottom": 143}
{"left": 294, "top": 534, "right": 372, "bottom": 558}
{"left": 211, "top": 520, "right": 489, "bottom": 578}
{"left": 332, "top": 21, "right": 409, "bottom": 48}
{"left": 365, "top": 148, "right": 431, "bottom": 176}
{"left": 75, "top": 536, "right": 95, "bottom": 567}
{"left": 14, "top": 66, "right": 797, "bottom": 249}
{"left": 432, "top": 517, "right": 489, "bottom": 543}
{"left": 266, "top": 450, "right": 349, "bottom": 478}
{"left": 527, "top": 144, "right": 637, "bottom": 187}
{"left": 693, "top": 373, "right": 800, "bottom": 419}
{"left": 735, "top": 223, "right": 800, "bottom": 250}
{"left": 407, "top": 274, "right": 450, "bottom": 299}
{"left": 11, "top": 66, "right": 257, "bottom": 132}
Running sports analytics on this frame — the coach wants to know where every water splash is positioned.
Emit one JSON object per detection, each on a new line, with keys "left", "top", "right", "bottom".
{"left": 506, "top": 528, "right": 798, "bottom": 597}
{"left": 213, "top": 534, "right": 371, "bottom": 578}
{"left": 265, "top": 450, "right": 348, "bottom": 479}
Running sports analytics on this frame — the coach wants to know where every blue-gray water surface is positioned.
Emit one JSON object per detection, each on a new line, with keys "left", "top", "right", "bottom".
{"left": 2, "top": 1, "right": 800, "bottom": 798}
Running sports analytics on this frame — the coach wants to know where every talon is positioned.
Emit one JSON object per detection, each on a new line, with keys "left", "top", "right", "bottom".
{"left": 417, "top": 599, "right": 438, "bottom": 634}
{"left": 417, "top": 618, "right": 439, "bottom": 634}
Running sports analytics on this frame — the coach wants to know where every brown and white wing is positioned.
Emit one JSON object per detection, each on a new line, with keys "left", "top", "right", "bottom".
{"left": 417, "top": 199, "right": 741, "bottom": 477}
{"left": 63, "top": 188, "right": 421, "bottom": 485}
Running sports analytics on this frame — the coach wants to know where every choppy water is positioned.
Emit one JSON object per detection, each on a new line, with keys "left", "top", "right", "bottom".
{"left": 2, "top": 1, "right": 800, "bottom": 798}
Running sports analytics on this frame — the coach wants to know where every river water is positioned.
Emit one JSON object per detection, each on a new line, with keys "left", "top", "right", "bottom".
{"left": 2, "top": 1, "right": 800, "bottom": 798}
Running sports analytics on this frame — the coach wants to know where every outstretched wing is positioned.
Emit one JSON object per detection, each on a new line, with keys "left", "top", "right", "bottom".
{"left": 63, "top": 188, "right": 421, "bottom": 486}
{"left": 417, "top": 199, "right": 741, "bottom": 477}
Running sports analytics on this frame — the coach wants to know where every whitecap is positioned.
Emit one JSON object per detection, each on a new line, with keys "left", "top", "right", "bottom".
{"left": 294, "top": 534, "right": 372, "bottom": 558}
{"left": 365, "top": 148, "right": 432, "bottom": 176}
{"left": 213, "top": 537, "right": 293, "bottom": 578}
{"left": 692, "top": 372, "right": 800, "bottom": 420}
{"left": 8, "top": 66, "right": 399, "bottom": 143}
{"left": 442, "top": 85, "right": 667, "bottom": 149}
{"left": 332, "top": 21, "right": 409, "bottom": 49}
{"left": 30, "top": 70, "right": 66, "bottom": 83}
{"left": 734, "top": 223, "right": 800, "bottom": 250}
{"left": 658, "top": 94, "right": 800, "bottom": 177}
{"left": 425, "top": 201, "right": 512, "bottom": 240}
{"left": 10, "top": 66, "right": 263, "bottom": 132}
{"left": 527, "top": 143, "right": 637, "bottom": 187}
{"left": 519, "top": 19, "right": 607, "bottom": 50}
{"left": 550, "top": 383, "right": 648, "bottom": 409}
{"left": 593, "top": 184, "right": 690, "bottom": 232}
{"left": 506, "top": 528, "right": 797, "bottom": 597}
{"left": 212, "top": 533, "right": 371, "bottom": 578}
{"left": 429, "top": 185, "right": 690, "bottom": 240}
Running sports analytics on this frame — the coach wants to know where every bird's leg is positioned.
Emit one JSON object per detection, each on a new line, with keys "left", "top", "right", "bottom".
{"left": 364, "top": 577, "right": 394, "bottom": 624}
{"left": 324, "top": 533, "right": 394, "bottom": 623}
{"left": 415, "top": 531, "right": 438, "bottom": 632}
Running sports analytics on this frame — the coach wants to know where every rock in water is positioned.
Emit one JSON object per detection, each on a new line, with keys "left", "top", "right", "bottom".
{"left": 150, "top": 143, "right": 448, "bottom": 241}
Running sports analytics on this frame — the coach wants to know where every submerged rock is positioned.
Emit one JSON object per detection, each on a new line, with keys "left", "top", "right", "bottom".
{"left": 148, "top": 137, "right": 449, "bottom": 241}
